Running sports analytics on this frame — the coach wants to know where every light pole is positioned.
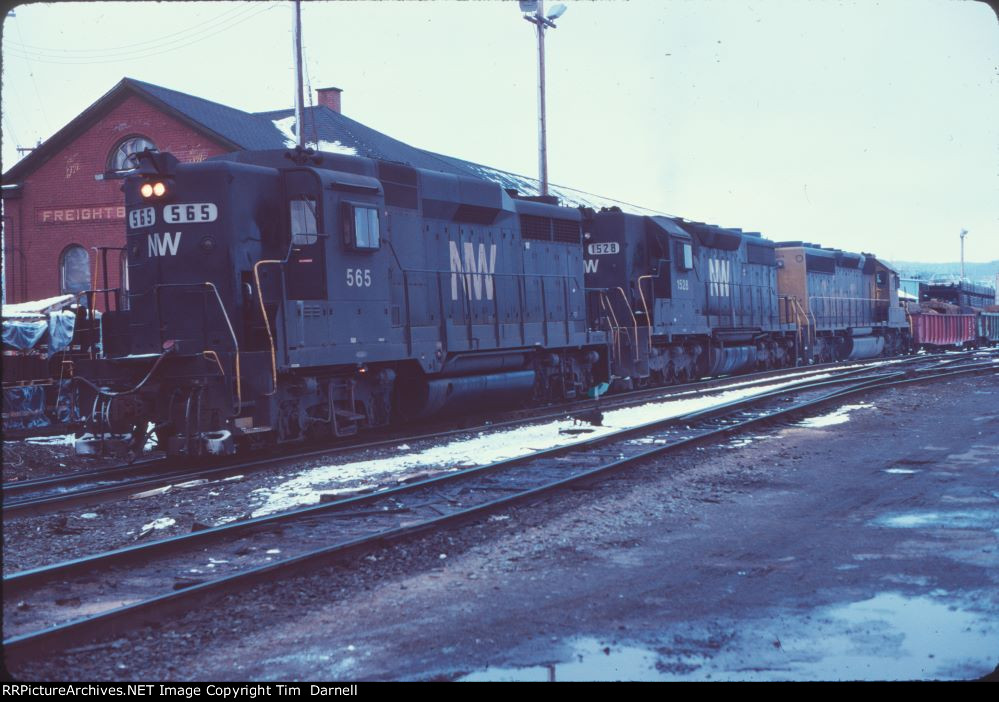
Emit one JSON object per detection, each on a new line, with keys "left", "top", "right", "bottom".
{"left": 520, "top": 1, "right": 567, "bottom": 198}
{"left": 959, "top": 229, "right": 968, "bottom": 280}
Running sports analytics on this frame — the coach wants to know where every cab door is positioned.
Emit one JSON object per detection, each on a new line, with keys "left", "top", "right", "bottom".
{"left": 284, "top": 170, "right": 327, "bottom": 301}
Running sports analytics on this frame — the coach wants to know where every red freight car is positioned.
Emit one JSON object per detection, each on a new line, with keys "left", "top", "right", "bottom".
{"left": 909, "top": 312, "right": 976, "bottom": 348}
{"left": 978, "top": 312, "right": 999, "bottom": 345}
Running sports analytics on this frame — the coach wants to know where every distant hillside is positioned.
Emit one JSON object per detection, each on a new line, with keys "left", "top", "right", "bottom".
{"left": 888, "top": 260, "right": 999, "bottom": 286}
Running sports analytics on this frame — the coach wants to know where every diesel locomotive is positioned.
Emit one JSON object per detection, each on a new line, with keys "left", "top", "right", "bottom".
{"left": 73, "top": 147, "right": 912, "bottom": 458}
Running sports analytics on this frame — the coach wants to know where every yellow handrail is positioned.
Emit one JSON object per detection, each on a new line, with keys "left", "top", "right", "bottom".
{"left": 253, "top": 260, "right": 282, "bottom": 396}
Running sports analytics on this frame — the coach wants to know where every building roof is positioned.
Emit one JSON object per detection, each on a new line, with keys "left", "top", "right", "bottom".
{"left": 2, "top": 77, "right": 667, "bottom": 216}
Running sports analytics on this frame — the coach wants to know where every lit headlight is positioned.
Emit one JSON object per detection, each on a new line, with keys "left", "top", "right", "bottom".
{"left": 139, "top": 181, "right": 168, "bottom": 198}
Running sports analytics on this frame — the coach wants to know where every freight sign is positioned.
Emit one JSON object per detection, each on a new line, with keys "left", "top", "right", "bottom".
{"left": 36, "top": 205, "right": 125, "bottom": 225}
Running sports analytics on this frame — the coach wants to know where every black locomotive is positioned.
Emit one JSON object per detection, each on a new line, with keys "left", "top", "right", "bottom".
{"left": 73, "top": 148, "right": 911, "bottom": 458}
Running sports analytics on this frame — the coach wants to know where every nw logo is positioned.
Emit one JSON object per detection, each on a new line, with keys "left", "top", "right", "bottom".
{"left": 584, "top": 259, "right": 599, "bottom": 274}
{"left": 148, "top": 232, "right": 182, "bottom": 257}
{"left": 450, "top": 241, "right": 497, "bottom": 301}
{"left": 708, "top": 258, "right": 731, "bottom": 297}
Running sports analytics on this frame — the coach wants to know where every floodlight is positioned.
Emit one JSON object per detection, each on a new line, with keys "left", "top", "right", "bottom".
{"left": 546, "top": 3, "right": 567, "bottom": 20}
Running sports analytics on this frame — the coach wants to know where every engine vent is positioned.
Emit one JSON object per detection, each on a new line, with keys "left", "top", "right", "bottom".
{"left": 552, "top": 219, "right": 581, "bottom": 244}
{"left": 520, "top": 214, "right": 552, "bottom": 241}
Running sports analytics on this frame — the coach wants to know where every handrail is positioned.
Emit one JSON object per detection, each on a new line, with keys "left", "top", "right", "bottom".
{"left": 203, "top": 281, "right": 241, "bottom": 414}
{"left": 598, "top": 291, "right": 622, "bottom": 366}
{"left": 616, "top": 286, "right": 640, "bottom": 361}
{"left": 636, "top": 275, "right": 655, "bottom": 351}
{"left": 146, "top": 281, "right": 242, "bottom": 412}
{"left": 253, "top": 260, "right": 282, "bottom": 396}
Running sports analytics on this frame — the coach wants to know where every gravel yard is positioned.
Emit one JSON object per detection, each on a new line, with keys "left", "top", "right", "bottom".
{"left": 6, "top": 372, "right": 998, "bottom": 681}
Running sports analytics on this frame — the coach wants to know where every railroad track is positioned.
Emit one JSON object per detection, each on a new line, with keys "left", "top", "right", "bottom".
{"left": 1, "top": 350, "right": 970, "bottom": 519}
{"left": 3, "top": 352, "right": 995, "bottom": 661}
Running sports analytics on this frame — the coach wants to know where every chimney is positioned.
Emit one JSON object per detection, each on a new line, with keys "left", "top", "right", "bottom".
{"left": 316, "top": 86, "right": 342, "bottom": 113}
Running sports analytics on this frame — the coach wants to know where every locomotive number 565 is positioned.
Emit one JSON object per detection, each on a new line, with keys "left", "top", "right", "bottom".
{"left": 346, "top": 268, "right": 372, "bottom": 287}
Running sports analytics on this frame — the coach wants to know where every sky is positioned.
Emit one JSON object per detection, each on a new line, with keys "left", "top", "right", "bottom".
{"left": 2, "top": 0, "right": 997, "bottom": 264}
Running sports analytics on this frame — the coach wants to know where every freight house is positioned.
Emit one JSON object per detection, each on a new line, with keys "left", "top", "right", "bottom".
{"left": 2, "top": 77, "right": 632, "bottom": 308}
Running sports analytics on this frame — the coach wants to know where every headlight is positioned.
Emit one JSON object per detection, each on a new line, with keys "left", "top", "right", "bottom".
{"left": 139, "top": 181, "right": 168, "bottom": 198}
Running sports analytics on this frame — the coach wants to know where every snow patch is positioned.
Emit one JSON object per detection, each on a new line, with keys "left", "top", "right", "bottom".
{"left": 270, "top": 116, "right": 357, "bottom": 155}
{"left": 797, "top": 403, "right": 874, "bottom": 428}
{"left": 247, "top": 373, "right": 837, "bottom": 518}
{"left": 139, "top": 517, "right": 176, "bottom": 534}
{"left": 24, "top": 433, "right": 77, "bottom": 446}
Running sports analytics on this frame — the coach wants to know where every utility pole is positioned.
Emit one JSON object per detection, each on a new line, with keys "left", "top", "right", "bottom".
{"left": 520, "top": 2, "right": 567, "bottom": 198}
{"left": 293, "top": 0, "right": 305, "bottom": 149}
{"left": 959, "top": 228, "right": 968, "bottom": 280}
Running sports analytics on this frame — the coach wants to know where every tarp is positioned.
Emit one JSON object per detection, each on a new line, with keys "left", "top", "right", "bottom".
{"left": 2, "top": 385, "right": 50, "bottom": 430}
{"left": 2, "top": 309, "right": 76, "bottom": 356}
{"left": 3, "top": 319, "right": 48, "bottom": 351}
{"left": 48, "top": 310, "right": 76, "bottom": 354}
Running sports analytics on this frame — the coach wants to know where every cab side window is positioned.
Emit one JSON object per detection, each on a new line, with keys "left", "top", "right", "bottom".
{"left": 676, "top": 242, "right": 693, "bottom": 270}
{"left": 344, "top": 204, "right": 380, "bottom": 251}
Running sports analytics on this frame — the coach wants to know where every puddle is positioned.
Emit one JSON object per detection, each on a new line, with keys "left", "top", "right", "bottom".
{"left": 875, "top": 510, "right": 999, "bottom": 531}
{"left": 797, "top": 403, "right": 874, "bottom": 428}
{"left": 460, "top": 637, "right": 663, "bottom": 681}
{"left": 459, "top": 593, "right": 998, "bottom": 681}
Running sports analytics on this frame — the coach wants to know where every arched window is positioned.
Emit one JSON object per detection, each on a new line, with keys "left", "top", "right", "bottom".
{"left": 60, "top": 245, "right": 91, "bottom": 295}
{"left": 108, "top": 135, "right": 157, "bottom": 172}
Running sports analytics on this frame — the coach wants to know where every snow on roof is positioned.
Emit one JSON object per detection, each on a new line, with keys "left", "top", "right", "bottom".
{"left": 2, "top": 294, "right": 76, "bottom": 319}
{"left": 898, "top": 289, "right": 917, "bottom": 300}
{"left": 271, "top": 116, "right": 357, "bottom": 156}
{"left": 314, "top": 140, "right": 357, "bottom": 156}
{"left": 272, "top": 116, "right": 298, "bottom": 147}
{"left": 467, "top": 163, "right": 667, "bottom": 216}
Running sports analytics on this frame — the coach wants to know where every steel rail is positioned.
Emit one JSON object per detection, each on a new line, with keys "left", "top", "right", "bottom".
{"left": 4, "top": 359, "right": 989, "bottom": 594}
{"left": 2, "top": 361, "right": 994, "bottom": 660}
{"left": 1, "top": 354, "right": 915, "bottom": 517}
{"left": 2, "top": 364, "right": 921, "bottom": 590}
{"left": 4, "top": 349, "right": 990, "bottom": 519}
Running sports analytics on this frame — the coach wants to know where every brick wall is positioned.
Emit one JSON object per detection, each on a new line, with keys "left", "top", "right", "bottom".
{"left": 3, "top": 94, "right": 230, "bottom": 307}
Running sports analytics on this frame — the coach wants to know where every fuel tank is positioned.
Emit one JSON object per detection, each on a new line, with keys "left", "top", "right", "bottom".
{"left": 845, "top": 335, "right": 885, "bottom": 360}
{"left": 401, "top": 370, "right": 536, "bottom": 419}
{"left": 707, "top": 345, "right": 757, "bottom": 375}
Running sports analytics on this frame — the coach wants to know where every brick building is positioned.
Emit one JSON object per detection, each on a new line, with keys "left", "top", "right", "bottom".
{"left": 2, "top": 77, "right": 646, "bottom": 307}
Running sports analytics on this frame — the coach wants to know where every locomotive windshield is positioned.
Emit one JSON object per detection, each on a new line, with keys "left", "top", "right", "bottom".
{"left": 290, "top": 196, "right": 319, "bottom": 246}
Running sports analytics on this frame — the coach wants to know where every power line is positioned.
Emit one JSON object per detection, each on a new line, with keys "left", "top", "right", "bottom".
{"left": 3, "top": 113, "right": 22, "bottom": 149}
{"left": 9, "top": 4, "right": 250, "bottom": 54}
{"left": 12, "top": 14, "right": 52, "bottom": 134}
{"left": 4, "top": 4, "right": 283, "bottom": 65}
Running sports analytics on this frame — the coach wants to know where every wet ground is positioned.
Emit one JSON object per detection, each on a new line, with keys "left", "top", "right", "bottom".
{"left": 6, "top": 372, "right": 998, "bottom": 681}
